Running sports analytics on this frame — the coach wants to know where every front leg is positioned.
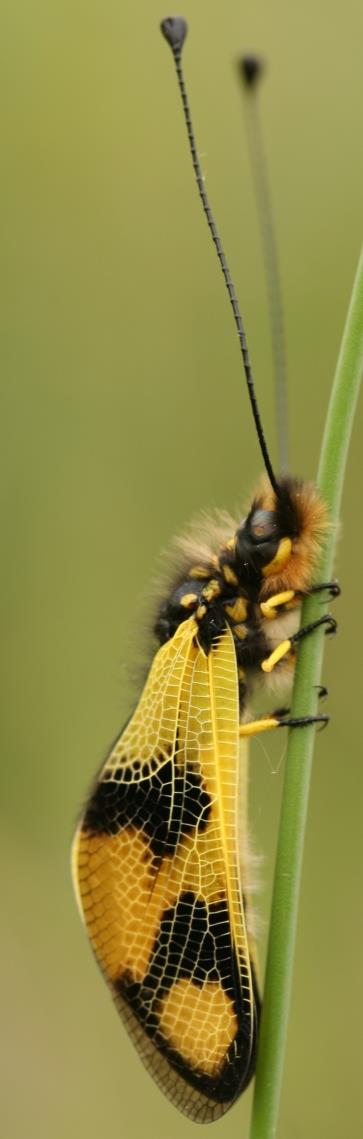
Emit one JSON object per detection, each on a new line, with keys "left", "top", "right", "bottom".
{"left": 260, "top": 580, "right": 340, "bottom": 621}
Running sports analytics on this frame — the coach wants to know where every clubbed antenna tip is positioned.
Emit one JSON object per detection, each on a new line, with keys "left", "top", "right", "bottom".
{"left": 239, "top": 55, "right": 265, "bottom": 90}
{"left": 160, "top": 16, "right": 188, "bottom": 54}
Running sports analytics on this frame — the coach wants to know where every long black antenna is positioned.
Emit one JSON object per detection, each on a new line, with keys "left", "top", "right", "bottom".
{"left": 160, "top": 17, "right": 280, "bottom": 497}
{"left": 238, "top": 56, "right": 289, "bottom": 472}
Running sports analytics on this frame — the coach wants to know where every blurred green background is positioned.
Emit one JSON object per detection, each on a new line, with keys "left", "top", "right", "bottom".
{"left": 2, "top": 1, "right": 362, "bottom": 1137}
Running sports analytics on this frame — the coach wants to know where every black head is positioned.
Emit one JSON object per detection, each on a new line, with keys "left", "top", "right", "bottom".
{"left": 234, "top": 478, "right": 303, "bottom": 589}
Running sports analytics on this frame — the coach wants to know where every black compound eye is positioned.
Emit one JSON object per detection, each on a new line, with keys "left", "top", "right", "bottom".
{"left": 249, "top": 509, "right": 278, "bottom": 544}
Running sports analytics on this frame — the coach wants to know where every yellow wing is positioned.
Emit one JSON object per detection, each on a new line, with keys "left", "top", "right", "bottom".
{"left": 72, "top": 616, "right": 259, "bottom": 1123}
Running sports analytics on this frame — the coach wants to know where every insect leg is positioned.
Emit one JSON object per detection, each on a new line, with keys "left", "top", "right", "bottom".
{"left": 260, "top": 589, "right": 296, "bottom": 619}
{"left": 239, "top": 710, "right": 329, "bottom": 737}
{"left": 308, "top": 580, "right": 341, "bottom": 599}
{"left": 315, "top": 684, "right": 328, "bottom": 699}
{"left": 260, "top": 584, "right": 339, "bottom": 623}
{"left": 261, "top": 613, "right": 337, "bottom": 674}
{"left": 265, "top": 685, "right": 328, "bottom": 726}
{"left": 291, "top": 613, "right": 337, "bottom": 643}
{"left": 276, "top": 713, "right": 329, "bottom": 729}
{"left": 239, "top": 717, "right": 282, "bottom": 736}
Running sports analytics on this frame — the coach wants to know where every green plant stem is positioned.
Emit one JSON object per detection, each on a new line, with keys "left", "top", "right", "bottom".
{"left": 249, "top": 246, "right": 363, "bottom": 1139}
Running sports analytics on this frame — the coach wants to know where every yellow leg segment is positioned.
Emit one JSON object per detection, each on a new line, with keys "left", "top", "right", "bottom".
{"left": 239, "top": 718, "right": 279, "bottom": 737}
{"left": 260, "top": 590, "right": 296, "bottom": 620}
{"left": 261, "top": 639, "right": 292, "bottom": 673}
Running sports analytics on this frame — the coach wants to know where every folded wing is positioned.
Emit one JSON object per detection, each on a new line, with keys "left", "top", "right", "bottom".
{"left": 72, "top": 616, "right": 259, "bottom": 1122}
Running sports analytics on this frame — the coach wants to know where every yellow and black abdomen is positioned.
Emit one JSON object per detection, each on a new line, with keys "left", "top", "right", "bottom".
{"left": 72, "top": 617, "right": 259, "bottom": 1122}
